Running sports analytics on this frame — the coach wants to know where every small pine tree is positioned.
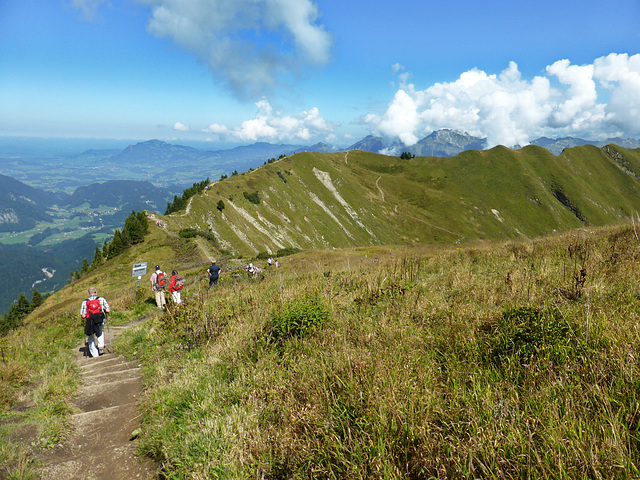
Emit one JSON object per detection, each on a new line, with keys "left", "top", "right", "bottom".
{"left": 31, "top": 288, "right": 44, "bottom": 309}
{"left": 16, "top": 293, "right": 32, "bottom": 317}
{"left": 124, "top": 211, "right": 145, "bottom": 244}
{"left": 91, "top": 245, "right": 103, "bottom": 269}
{"left": 137, "top": 211, "right": 149, "bottom": 234}
{"left": 81, "top": 258, "right": 90, "bottom": 274}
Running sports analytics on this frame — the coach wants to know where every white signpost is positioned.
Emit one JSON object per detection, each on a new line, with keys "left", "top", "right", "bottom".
{"left": 132, "top": 262, "right": 147, "bottom": 277}
{"left": 132, "top": 262, "right": 147, "bottom": 292}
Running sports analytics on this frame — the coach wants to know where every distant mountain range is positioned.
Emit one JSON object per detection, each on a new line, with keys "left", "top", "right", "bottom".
{"left": 98, "top": 131, "right": 640, "bottom": 172}
{"left": 530, "top": 136, "right": 640, "bottom": 155}
{"left": 3, "top": 131, "right": 640, "bottom": 235}
{"left": 105, "top": 139, "right": 309, "bottom": 169}
{"left": 346, "top": 130, "right": 640, "bottom": 157}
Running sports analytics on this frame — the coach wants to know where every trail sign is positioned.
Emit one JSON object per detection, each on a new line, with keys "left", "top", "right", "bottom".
{"left": 132, "top": 262, "right": 147, "bottom": 277}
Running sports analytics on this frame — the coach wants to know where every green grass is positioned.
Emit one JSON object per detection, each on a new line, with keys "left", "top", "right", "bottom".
{"left": 5, "top": 145, "right": 640, "bottom": 478}
{"left": 165, "top": 146, "right": 640, "bottom": 258}
{"left": 5, "top": 220, "right": 640, "bottom": 478}
{"left": 101, "top": 223, "right": 640, "bottom": 478}
{"left": 0, "top": 313, "right": 82, "bottom": 478}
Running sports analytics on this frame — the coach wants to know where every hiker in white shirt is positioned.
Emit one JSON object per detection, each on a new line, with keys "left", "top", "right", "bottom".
{"left": 150, "top": 265, "right": 167, "bottom": 309}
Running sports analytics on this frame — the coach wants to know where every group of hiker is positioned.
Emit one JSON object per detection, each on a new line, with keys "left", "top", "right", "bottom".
{"left": 82, "top": 257, "right": 278, "bottom": 357}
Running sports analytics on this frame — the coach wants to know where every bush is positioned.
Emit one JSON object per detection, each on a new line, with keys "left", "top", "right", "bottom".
{"left": 177, "top": 228, "right": 218, "bottom": 247}
{"left": 243, "top": 191, "right": 261, "bottom": 205}
{"left": 161, "top": 299, "right": 227, "bottom": 349}
{"left": 480, "top": 306, "right": 581, "bottom": 367}
{"left": 267, "top": 294, "right": 329, "bottom": 343}
{"left": 178, "top": 228, "right": 199, "bottom": 238}
{"left": 276, "top": 247, "right": 300, "bottom": 257}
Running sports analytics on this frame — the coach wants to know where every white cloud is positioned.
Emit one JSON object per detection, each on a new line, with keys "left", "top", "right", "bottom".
{"left": 365, "top": 53, "right": 640, "bottom": 147}
{"left": 203, "top": 99, "right": 334, "bottom": 142}
{"left": 203, "top": 123, "right": 229, "bottom": 135}
{"left": 546, "top": 60, "right": 597, "bottom": 127}
{"left": 70, "top": 0, "right": 105, "bottom": 21}
{"left": 173, "top": 122, "right": 190, "bottom": 132}
{"left": 593, "top": 53, "right": 640, "bottom": 135}
{"left": 137, "top": 0, "right": 332, "bottom": 99}
{"left": 391, "top": 63, "right": 405, "bottom": 74}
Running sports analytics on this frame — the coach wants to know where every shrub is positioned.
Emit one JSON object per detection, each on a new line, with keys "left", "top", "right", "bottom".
{"left": 480, "top": 306, "right": 581, "bottom": 367}
{"left": 276, "top": 247, "right": 300, "bottom": 257}
{"left": 161, "top": 299, "right": 227, "bottom": 349}
{"left": 177, "top": 228, "right": 218, "bottom": 247}
{"left": 243, "top": 191, "right": 261, "bottom": 205}
{"left": 267, "top": 294, "right": 329, "bottom": 343}
{"left": 178, "top": 228, "right": 198, "bottom": 238}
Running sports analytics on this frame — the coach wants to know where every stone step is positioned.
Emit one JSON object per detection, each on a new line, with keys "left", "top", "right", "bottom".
{"left": 38, "top": 401, "right": 154, "bottom": 479}
{"left": 74, "top": 377, "right": 143, "bottom": 413}
{"left": 81, "top": 366, "right": 142, "bottom": 388}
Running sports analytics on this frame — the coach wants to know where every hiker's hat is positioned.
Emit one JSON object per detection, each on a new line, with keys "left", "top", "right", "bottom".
{"left": 155, "top": 265, "right": 160, "bottom": 270}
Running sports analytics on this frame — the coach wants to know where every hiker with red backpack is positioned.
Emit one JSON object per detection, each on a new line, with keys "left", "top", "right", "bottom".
{"left": 150, "top": 265, "right": 167, "bottom": 309}
{"left": 80, "top": 287, "right": 110, "bottom": 358}
{"left": 169, "top": 270, "right": 184, "bottom": 304}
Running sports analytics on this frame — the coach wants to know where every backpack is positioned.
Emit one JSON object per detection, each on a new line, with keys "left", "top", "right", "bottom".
{"left": 155, "top": 272, "right": 166, "bottom": 290}
{"left": 174, "top": 276, "right": 185, "bottom": 290}
{"left": 85, "top": 298, "right": 103, "bottom": 318}
{"left": 84, "top": 298, "right": 105, "bottom": 336}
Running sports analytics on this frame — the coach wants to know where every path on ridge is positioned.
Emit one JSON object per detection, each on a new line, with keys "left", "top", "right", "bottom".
{"left": 35, "top": 320, "right": 157, "bottom": 480}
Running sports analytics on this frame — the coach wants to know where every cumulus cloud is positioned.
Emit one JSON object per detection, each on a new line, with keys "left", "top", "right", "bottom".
{"left": 137, "top": 0, "right": 332, "bottom": 99}
{"left": 203, "top": 98, "right": 334, "bottom": 142}
{"left": 594, "top": 53, "right": 640, "bottom": 134}
{"left": 173, "top": 122, "right": 190, "bottom": 132}
{"left": 365, "top": 53, "right": 640, "bottom": 148}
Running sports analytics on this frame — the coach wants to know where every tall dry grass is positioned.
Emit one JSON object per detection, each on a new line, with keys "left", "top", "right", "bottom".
{"left": 117, "top": 224, "right": 640, "bottom": 478}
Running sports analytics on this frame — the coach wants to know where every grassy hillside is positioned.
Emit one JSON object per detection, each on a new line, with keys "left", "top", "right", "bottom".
{"left": 165, "top": 145, "right": 640, "bottom": 256}
{"left": 6, "top": 221, "right": 640, "bottom": 478}
{"left": 4, "top": 145, "right": 640, "bottom": 478}
{"left": 121, "top": 223, "right": 640, "bottom": 478}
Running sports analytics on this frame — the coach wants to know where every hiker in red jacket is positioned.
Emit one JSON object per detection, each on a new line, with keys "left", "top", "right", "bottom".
{"left": 150, "top": 265, "right": 167, "bottom": 309}
{"left": 80, "top": 287, "right": 110, "bottom": 358}
{"left": 169, "top": 270, "right": 183, "bottom": 304}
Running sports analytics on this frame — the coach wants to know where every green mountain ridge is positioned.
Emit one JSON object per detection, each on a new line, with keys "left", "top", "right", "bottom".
{"left": 163, "top": 144, "right": 640, "bottom": 256}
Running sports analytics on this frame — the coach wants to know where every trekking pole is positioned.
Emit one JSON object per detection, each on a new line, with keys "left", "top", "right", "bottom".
{"left": 105, "top": 314, "right": 112, "bottom": 354}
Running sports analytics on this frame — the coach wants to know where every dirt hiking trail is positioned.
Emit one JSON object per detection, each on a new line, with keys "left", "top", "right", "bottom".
{"left": 35, "top": 321, "right": 157, "bottom": 479}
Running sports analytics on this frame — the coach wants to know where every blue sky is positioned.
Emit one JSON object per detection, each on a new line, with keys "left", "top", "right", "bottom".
{"left": 1, "top": 0, "right": 639, "bottom": 148}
